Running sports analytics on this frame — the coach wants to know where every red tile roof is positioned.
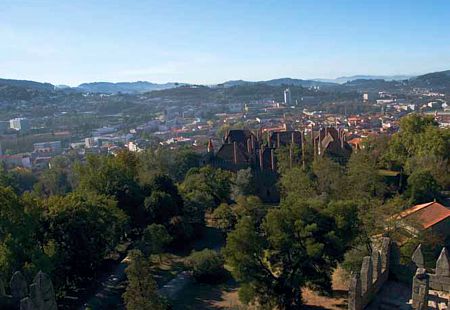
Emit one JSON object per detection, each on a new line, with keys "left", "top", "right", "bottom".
{"left": 397, "top": 201, "right": 450, "bottom": 229}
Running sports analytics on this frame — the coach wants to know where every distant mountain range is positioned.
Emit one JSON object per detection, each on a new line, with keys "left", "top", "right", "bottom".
{"left": 76, "top": 81, "right": 184, "bottom": 94}
{"left": 314, "top": 75, "right": 414, "bottom": 84}
{"left": 1, "top": 70, "right": 449, "bottom": 95}
{"left": 217, "top": 78, "right": 336, "bottom": 88}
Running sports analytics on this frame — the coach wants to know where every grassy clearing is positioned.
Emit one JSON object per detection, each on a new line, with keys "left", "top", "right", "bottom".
{"left": 151, "top": 253, "right": 187, "bottom": 287}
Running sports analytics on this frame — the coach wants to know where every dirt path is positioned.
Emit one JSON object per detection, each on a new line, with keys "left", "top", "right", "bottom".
{"left": 158, "top": 270, "right": 194, "bottom": 300}
{"left": 159, "top": 227, "right": 224, "bottom": 300}
{"left": 79, "top": 227, "right": 225, "bottom": 309}
{"left": 79, "top": 261, "right": 127, "bottom": 310}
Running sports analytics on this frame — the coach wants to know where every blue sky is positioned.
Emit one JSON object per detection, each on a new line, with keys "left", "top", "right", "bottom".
{"left": 1, "top": 0, "right": 450, "bottom": 85}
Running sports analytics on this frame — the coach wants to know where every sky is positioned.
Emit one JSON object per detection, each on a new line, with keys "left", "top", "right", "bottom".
{"left": 1, "top": 0, "right": 450, "bottom": 86}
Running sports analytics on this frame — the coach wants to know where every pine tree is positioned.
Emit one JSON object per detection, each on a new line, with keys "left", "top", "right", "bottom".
{"left": 123, "top": 250, "right": 166, "bottom": 310}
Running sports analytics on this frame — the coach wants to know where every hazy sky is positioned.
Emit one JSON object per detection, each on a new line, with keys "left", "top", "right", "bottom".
{"left": 1, "top": 0, "right": 450, "bottom": 85}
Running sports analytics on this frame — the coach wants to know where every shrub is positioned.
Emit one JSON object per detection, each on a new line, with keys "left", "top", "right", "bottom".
{"left": 186, "top": 249, "right": 225, "bottom": 283}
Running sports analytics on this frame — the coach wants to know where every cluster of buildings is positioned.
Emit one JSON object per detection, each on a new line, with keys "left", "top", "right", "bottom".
{"left": 1, "top": 86, "right": 449, "bottom": 172}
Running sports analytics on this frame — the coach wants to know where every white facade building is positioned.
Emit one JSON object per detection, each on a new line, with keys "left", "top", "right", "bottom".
{"left": 9, "top": 118, "right": 30, "bottom": 131}
{"left": 284, "top": 88, "right": 292, "bottom": 105}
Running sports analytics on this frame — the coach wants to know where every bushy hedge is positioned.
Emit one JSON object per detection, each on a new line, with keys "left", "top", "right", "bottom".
{"left": 186, "top": 249, "right": 225, "bottom": 283}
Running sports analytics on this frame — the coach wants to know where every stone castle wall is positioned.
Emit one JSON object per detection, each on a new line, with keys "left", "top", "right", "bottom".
{"left": 0, "top": 271, "right": 56, "bottom": 310}
{"left": 411, "top": 245, "right": 450, "bottom": 309}
{"left": 348, "top": 237, "right": 391, "bottom": 310}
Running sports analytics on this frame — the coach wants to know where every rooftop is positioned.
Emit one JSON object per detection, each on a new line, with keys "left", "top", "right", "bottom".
{"left": 397, "top": 201, "right": 450, "bottom": 230}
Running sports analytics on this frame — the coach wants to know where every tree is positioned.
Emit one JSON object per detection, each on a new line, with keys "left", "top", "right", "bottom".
{"left": 180, "top": 166, "right": 232, "bottom": 207}
{"left": 8, "top": 167, "right": 37, "bottom": 194}
{"left": 405, "top": 155, "right": 450, "bottom": 190}
{"left": 386, "top": 114, "right": 449, "bottom": 165}
{"left": 232, "top": 168, "right": 255, "bottom": 199}
{"left": 140, "top": 224, "right": 172, "bottom": 260}
{"left": 34, "top": 167, "right": 71, "bottom": 196}
{"left": 312, "top": 157, "right": 344, "bottom": 200}
{"left": 186, "top": 249, "right": 225, "bottom": 283}
{"left": 406, "top": 170, "right": 441, "bottom": 204}
{"left": 143, "top": 174, "right": 195, "bottom": 241}
{"left": 0, "top": 166, "right": 18, "bottom": 191}
{"left": 171, "top": 149, "right": 201, "bottom": 181}
{"left": 224, "top": 200, "right": 350, "bottom": 309}
{"left": 211, "top": 203, "right": 237, "bottom": 233}
{"left": 75, "top": 151, "right": 146, "bottom": 227}
{"left": 182, "top": 190, "right": 214, "bottom": 227}
{"left": 275, "top": 144, "right": 302, "bottom": 175}
{"left": 233, "top": 195, "right": 265, "bottom": 222}
{"left": 43, "top": 192, "right": 127, "bottom": 287}
{"left": 138, "top": 147, "right": 200, "bottom": 182}
{"left": 144, "top": 191, "right": 180, "bottom": 225}
{"left": 123, "top": 250, "right": 166, "bottom": 310}
{"left": 138, "top": 148, "right": 174, "bottom": 184}
{"left": 279, "top": 166, "right": 315, "bottom": 200}
{"left": 0, "top": 186, "right": 49, "bottom": 278}
{"left": 345, "top": 151, "right": 386, "bottom": 200}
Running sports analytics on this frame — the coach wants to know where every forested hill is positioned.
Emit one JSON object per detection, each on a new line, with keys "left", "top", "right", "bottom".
{"left": 0, "top": 78, "right": 55, "bottom": 91}
{"left": 1, "top": 69, "right": 450, "bottom": 104}
{"left": 409, "top": 70, "right": 450, "bottom": 89}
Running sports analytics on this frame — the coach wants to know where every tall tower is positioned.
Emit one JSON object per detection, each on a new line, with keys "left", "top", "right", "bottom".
{"left": 284, "top": 88, "right": 291, "bottom": 105}
{"left": 207, "top": 139, "right": 214, "bottom": 153}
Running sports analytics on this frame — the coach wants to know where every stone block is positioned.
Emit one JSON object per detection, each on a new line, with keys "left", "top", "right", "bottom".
{"left": 436, "top": 248, "right": 450, "bottom": 277}
{"left": 348, "top": 273, "right": 362, "bottom": 310}
{"left": 412, "top": 268, "right": 429, "bottom": 310}
{"left": 380, "top": 237, "right": 390, "bottom": 272}
{"left": 20, "top": 297, "right": 36, "bottom": 310}
{"left": 360, "top": 256, "right": 373, "bottom": 294}
{"left": 372, "top": 251, "right": 382, "bottom": 283}
{"left": 412, "top": 244, "right": 424, "bottom": 269}
{"left": 31, "top": 271, "right": 57, "bottom": 310}
{"left": 10, "top": 271, "right": 28, "bottom": 300}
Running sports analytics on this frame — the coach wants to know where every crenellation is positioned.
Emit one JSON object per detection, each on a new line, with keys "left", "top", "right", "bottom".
{"left": 347, "top": 237, "right": 391, "bottom": 310}
{"left": 372, "top": 251, "right": 382, "bottom": 283}
{"left": 412, "top": 244, "right": 425, "bottom": 269}
{"left": 436, "top": 248, "right": 450, "bottom": 277}
{"left": 10, "top": 271, "right": 28, "bottom": 300}
{"left": 380, "top": 237, "right": 390, "bottom": 272}
{"left": 0, "top": 271, "right": 56, "bottom": 310}
{"left": 348, "top": 273, "right": 362, "bottom": 310}
{"left": 360, "top": 256, "right": 373, "bottom": 294}
{"left": 410, "top": 245, "right": 450, "bottom": 308}
{"left": 412, "top": 268, "right": 429, "bottom": 310}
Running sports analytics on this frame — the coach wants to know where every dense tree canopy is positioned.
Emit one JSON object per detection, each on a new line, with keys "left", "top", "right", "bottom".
{"left": 224, "top": 199, "right": 356, "bottom": 308}
{"left": 0, "top": 186, "right": 48, "bottom": 278}
{"left": 75, "top": 151, "right": 146, "bottom": 226}
{"left": 386, "top": 114, "right": 450, "bottom": 165}
{"left": 41, "top": 192, "right": 127, "bottom": 287}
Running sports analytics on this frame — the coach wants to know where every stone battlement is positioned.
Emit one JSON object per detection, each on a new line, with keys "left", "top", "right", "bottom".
{"left": 0, "top": 271, "right": 57, "bottom": 310}
{"left": 348, "top": 237, "right": 391, "bottom": 310}
{"left": 411, "top": 245, "right": 450, "bottom": 309}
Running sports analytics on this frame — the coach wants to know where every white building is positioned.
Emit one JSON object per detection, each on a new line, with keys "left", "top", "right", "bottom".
{"left": 363, "top": 93, "right": 369, "bottom": 102}
{"left": 9, "top": 118, "right": 30, "bottom": 132}
{"left": 85, "top": 137, "right": 96, "bottom": 148}
{"left": 284, "top": 88, "right": 292, "bottom": 105}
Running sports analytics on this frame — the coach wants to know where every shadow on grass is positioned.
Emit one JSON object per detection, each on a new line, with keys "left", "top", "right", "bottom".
{"left": 170, "top": 269, "right": 240, "bottom": 310}
{"left": 151, "top": 254, "right": 187, "bottom": 287}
